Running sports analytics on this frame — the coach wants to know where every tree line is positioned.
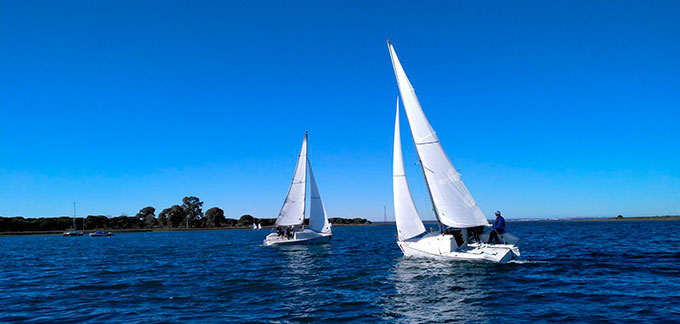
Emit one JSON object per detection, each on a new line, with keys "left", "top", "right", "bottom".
{"left": 0, "top": 196, "right": 370, "bottom": 232}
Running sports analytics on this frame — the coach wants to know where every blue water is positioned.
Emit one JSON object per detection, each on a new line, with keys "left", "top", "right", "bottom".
{"left": 1, "top": 221, "right": 679, "bottom": 323}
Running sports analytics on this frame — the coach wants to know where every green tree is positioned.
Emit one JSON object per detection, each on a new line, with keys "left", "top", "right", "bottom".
{"left": 157, "top": 210, "right": 168, "bottom": 228}
{"left": 136, "top": 206, "right": 156, "bottom": 228}
{"left": 182, "top": 196, "right": 204, "bottom": 228}
{"left": 204, "top": 207, "right": 226, "bottom": 227}
{"left": 109, "top": 215, "right": 137, "bottom": 229}
{"left": 238, "top": 214, "right": 256, "bottom": 226}
{"left": 161, "top": 205, "right": 186, "bottom": 228}
{"left": 85, "top": 215, "right": 110, "bottom": 230}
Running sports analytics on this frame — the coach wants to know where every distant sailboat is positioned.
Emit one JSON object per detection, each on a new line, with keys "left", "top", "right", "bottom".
{"left": 257, "top": 223, "right": 262, "bottom": 230}
{"left": 63, "top": 202, "right": 84, "bottom": 236}
{"left": 252, "top": 223, "right": 258, "bottom": 230}
{"left": 388, "top": 41, "right": 520, "bottom": 262}
{"left": 264, "top": 132, "right": 332, "bottom": 245}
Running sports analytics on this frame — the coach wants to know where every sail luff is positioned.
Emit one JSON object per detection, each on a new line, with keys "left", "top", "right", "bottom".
{"left": 275, "top": 133, "right": 308, "bottom": 226}
{"left": 308, "top": 162, "right": 332, "bottom": 234}
{"left": 388, "top": 42, "right": 489, "bottom": 228}
{"left": 393, "top": 97, "right": 427, "bottom": 240}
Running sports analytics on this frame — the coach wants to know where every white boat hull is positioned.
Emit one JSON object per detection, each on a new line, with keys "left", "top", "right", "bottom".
{"left": 263, "top": 229, "right": 331, "bottom": 246}
{"left": 397, "top": 232, "right": 520, "bottom": 263}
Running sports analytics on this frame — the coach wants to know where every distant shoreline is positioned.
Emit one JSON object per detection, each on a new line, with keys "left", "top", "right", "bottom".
{"left": 371, "top": 215, "right": 680, "bottom": 225}
{"left": 0, "top": 223, "right": 374, "bottom": 236}
{"left": 555, "top": 215, "right": 680, "bottom": 222}
{"left": 2, "top": 216, "right": 678, "bottom": 236}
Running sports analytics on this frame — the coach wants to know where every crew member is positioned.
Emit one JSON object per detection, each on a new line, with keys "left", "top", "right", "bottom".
{"left": 487, "top": 211, "right": 506, "bottom": 244}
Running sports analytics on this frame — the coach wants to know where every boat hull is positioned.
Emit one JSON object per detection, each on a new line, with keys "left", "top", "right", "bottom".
{"left": 397, "top": 233, "right": 520, "bottom": 263}
{"left": 263, "top": 230, "right": 331, "bottom": 246}
{"left": 89, "top": 232, "right": 114, "bottom": 237}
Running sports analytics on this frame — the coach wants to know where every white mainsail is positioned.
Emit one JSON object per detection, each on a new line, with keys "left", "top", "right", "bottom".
{"left": 393, "top": 97, "right": 426, "bottom": 240}
{"left": 388, "top": 42, "right": 488, "bottom": 229}
{"left": 308, "top": 163, "right": 332, "bottom": 234}
{"left": 275, "top": 133, "right": 308, "bottom": 226}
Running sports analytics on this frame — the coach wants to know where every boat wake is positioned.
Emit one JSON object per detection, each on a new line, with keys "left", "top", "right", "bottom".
{"left": 507, "top": 259, "right": 549, "bottom": 264}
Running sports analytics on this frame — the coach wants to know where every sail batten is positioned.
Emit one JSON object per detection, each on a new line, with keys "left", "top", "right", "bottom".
{"left": 393, "top": 97, "right": 427, "bottom": 241}
{"left": 388, "top": 42, "right": 488, "bottom": 229}
{"left": 275, "top": 134, "right": 308, "bottom": 226}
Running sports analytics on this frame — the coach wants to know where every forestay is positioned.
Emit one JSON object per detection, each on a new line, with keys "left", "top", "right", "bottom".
{"left": 308, "top": 163, "right": 332, "bottom": 234}
{"left": 275, "top": 133, "right": 307, "bottom": 226}
{"left": 388, "top": 42, "right": 488, "bottom": 229}
{"left": 393, "top": 97, "right": 426, "bottom": 240}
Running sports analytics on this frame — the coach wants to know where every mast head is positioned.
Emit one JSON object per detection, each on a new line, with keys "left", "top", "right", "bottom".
{"left": 386, "top": 38, "right": 391, "bottom": 45}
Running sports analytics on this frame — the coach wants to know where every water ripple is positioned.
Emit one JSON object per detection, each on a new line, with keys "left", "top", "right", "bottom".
{"left": 1, "top": 221, "right": 679, "bottom": 323}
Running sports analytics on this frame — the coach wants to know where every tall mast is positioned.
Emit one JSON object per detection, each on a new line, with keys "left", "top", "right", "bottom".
{"left": 302, "top": 131, "right": 308, "bottom": 230}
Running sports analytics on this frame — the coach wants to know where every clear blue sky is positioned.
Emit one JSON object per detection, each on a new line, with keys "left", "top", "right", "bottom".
{"left": 1, "top": 1, "right": 678, "bottom": 220}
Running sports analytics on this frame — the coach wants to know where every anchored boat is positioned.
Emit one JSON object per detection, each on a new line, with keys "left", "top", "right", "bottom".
{"left": 63, "top": 202, "right": 84, "bottom": 236}
{"left": 89, "top": 230, "right": 114, "bottom": 237}
{"left": 388, "top": 41, "right": 520, "bottom": 263}
{"left": 264, "top": 133, "right": 332, "bottom": 246}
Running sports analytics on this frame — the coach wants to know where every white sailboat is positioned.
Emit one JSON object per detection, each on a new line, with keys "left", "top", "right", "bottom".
{"left": 257, "top": 223, "right": 262, "bottom": 230}
{"left": 264, "top": 132, "right": 332, "bottom": 246}
{"left": 388, "top": 41, "right": 520, "bottom": 263}
{"left": 63, "top": 202, "right": 84, "bottom": 236}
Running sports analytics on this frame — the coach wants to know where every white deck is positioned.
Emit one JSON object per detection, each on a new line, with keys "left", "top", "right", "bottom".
{"left": 263, "top": 229, "right": 331, "bottom": 246}
{"left": 397, "top": 232, "right": 520, "bottom": 263}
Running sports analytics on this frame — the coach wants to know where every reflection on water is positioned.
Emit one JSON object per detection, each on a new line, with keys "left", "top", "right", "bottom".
{"left": 385, "top": 258, "right": 493, "bottom": 322}
{"left": 267, "top": 244, "right": 334, "bottom": 321}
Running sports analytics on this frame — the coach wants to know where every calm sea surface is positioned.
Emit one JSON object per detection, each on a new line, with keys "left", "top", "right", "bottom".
{"left": 1, "top": 221, "right": 679, "bottom": 323}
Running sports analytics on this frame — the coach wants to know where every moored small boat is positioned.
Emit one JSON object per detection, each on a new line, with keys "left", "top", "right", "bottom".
{"left": 63, "top": 202, "right": 84, "bottom": 236}
{"left": 89, "top": 230, "right": 114, "bottom": 237}
{"left": 63, "top": 228, "right": 84, "bottom": 236}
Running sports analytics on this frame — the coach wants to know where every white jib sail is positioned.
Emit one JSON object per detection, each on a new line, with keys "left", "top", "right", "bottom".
{"left": 388, "top": 42, "right": 488, "bottom": 228}
{"left": 308, "top": 162, "right": 332, "bottom": 234}
{"left": 275, "top": 133, "right": 308, "bottom": 226}
{"left": 393, "top": 97, "right": 426, "bottom": 240}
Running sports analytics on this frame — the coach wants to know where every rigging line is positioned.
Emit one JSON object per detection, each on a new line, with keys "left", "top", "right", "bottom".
{"left": 413, "top": 161, "right": 433, "bottom": 222}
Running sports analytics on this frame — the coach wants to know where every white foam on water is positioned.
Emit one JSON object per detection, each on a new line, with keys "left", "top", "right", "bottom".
{"left": 509, "top": 260, "right": 549, "bottom": 264}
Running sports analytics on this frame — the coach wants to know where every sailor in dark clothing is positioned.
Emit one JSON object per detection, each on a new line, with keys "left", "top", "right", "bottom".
{"left": 487, "top": 211, "right": 506, "bottom": 244}
{"left": 467, "top": 225, "right": 485, "bottom": 243}
{"left": 276, "top": 226, "right": 284, "bottom": 237}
